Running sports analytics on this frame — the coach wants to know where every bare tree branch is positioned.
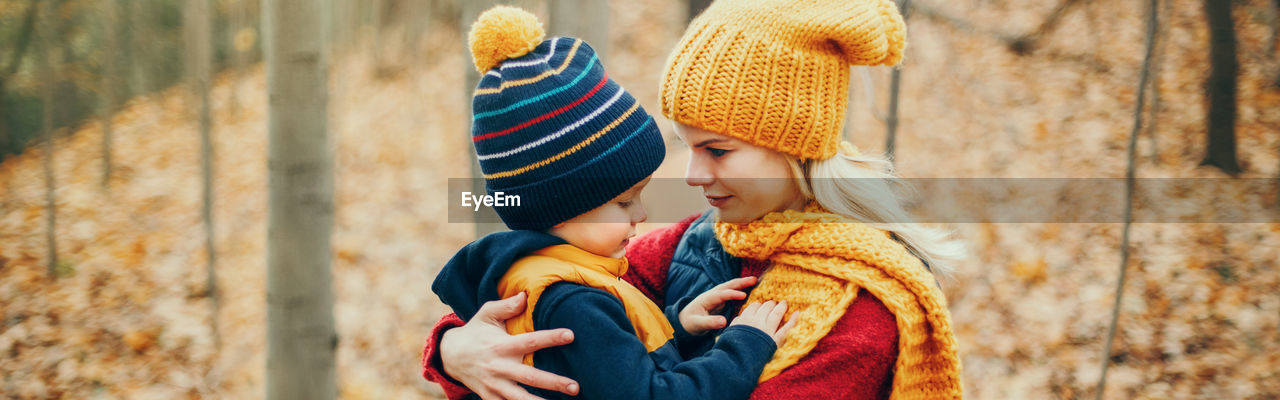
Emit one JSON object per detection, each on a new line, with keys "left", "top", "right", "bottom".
{"left": 911, "top": 0, "right": 1088, "bottom": 55}
{"left": 1010, "top": 0, "right": 1087, "bottom": 54}
{"left": 910, "top": 2, "right": 1020, "bottom": 44}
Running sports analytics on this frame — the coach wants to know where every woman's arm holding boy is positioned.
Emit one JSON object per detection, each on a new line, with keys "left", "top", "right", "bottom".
{"left": 422, "top": 293, "right": 580, "bottom": 400}
{"left": 421, "top": 216, "right": 700, "bottom": 399}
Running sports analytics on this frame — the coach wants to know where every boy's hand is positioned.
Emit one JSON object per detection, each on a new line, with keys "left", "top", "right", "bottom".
{"left": 730, "top": 300, "right": 798, "bottom": 347}
{"left": 678, "top": 276, "right": 757, "bottom": 336}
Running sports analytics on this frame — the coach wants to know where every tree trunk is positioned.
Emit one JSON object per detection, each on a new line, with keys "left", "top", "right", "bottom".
{"left": 463, "top": 0, "right": 504, "bottom": 237}
{"left": 229, "top": 0, "right": 249, "bottom": 116}
{"left": 688, "top": 0, "right": 714, "bottom": 21}
{"left": 884, "top": 0, "right": 912, "bottom": 163}
{"left": 1, "top": 0, "right": 42, "bottom": 158}
{"left": 841, "top": 67, "right": 857, "bottom": 141}
{"left": 1147, "top": 0, "right": 1172, "bottom": 164}
{"left": 101, "top": 0, "right": 121, "bottom": 188}
{"left": 1270, "top": 0, "right": 1279, "bottom": 59}
{"left": 372, "top": 0, "right": 389, "bottom": 74}
{"left": 548, "top": 0, "right": 610, "bottom": 59}
{"left": 128, "top": 0, "right": 143, "bottom": 92}
{"left": 186, "top": 0, "right": 219, "bottom": 349}
{"left": 1201, "top": 0, "right": 1241, "bottom": 174}
{"left": 263, "top": 0, "right": 337, "bottom": 397}
{"left": 405, "top": 0, "right": 431, "bottom": 54}
{"left": 885, "top": 67, "right": 902, "bottom": 161}
{"left": 40, "top": 0, "right": 58, "bottom": 278}
{"left": 0, "top": 80, "right": 9, "bottom": 156}
{"left": 335, "top": 0, "right": 359, "bottom": 52}
{"left": 1095, "top": 0, "right": 1158, "bottom": 398}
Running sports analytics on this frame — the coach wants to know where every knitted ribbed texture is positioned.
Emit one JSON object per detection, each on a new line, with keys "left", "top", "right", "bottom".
{"left": 467, "top": 6, "right": 665, "bottom": 230}
{"left": 660, "top": 0, "right": 906, "bottom": 160}
{"left": 714, "top": 204, "right": 962, "bottom": 399}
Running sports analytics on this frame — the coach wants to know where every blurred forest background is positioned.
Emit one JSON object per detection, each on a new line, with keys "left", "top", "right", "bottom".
{"left": 0, "top": 0, "right": 1278, "bottom": 398}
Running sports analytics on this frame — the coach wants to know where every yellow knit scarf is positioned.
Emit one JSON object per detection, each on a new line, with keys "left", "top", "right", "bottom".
{"left": 498, "top": 244, "right": 675, "bottom": 366}
{"left": 714, "top": 204, "right": 962, "bottom": 399}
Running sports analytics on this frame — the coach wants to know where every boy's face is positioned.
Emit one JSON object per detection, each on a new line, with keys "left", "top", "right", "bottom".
{"left": 548, "top": 177, "right": 651, "bottom": 258}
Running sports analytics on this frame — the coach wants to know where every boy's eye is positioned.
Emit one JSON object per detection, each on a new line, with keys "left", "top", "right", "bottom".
{"left": 618, "top": 201, "right": 634, "bottom": 208}
{"left": 706, "top": 148, "right": 728, "bottom": 157}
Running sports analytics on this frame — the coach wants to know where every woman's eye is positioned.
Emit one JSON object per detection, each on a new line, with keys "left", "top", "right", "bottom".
{"left": 706, "top": 148, "right": 727, "bottom": 157}
{"left": 618, "top": 201, "right": 633, "bottom": 208}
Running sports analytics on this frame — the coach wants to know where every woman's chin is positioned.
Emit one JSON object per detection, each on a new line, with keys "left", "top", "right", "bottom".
{"left": 713, "top": 207, "right": 756, "bottom": 223}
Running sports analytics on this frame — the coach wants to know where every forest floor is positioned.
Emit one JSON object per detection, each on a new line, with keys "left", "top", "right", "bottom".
{"left": 2, "top": 0, "right": 1279, "bottom": 398}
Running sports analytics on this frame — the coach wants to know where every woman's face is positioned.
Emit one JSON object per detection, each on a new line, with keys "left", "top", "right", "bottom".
{"left": 673, "top": 122, "right": 807, "bottom": 223}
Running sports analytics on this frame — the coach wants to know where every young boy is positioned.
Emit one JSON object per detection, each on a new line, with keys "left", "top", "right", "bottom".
{"left": 431, "top": 6, "right": 793, "bottom": 400}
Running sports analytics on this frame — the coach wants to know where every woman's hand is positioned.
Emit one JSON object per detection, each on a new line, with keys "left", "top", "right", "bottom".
{"left": 439, "top": 292, "right": 580, "bottom": 400}
{"left": 678, "top": 276, "right": 757, "bottom": 336}
{"left": 730, "top": 300, "right": 798, "bottom": 346}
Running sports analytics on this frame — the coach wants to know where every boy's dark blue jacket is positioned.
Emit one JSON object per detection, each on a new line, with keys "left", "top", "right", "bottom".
{"left": 431, "top": 230, "right": 777, "bottom": 400}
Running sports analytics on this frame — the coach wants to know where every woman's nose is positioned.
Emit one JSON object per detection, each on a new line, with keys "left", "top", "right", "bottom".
{"left": 685, "top": 154, "right": 714, "bottom": 187}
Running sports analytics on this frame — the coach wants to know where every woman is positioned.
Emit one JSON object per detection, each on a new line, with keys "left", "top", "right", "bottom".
{"left": 423, "top": 0, "right": 964, "bottom": 398}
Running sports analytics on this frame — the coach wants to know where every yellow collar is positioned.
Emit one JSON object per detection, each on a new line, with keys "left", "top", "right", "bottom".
{"left": 528, "top": 244, "right": 629, "bottom": 277}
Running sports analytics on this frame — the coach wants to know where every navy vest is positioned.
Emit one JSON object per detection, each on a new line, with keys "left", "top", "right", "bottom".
{"left": 663, "top": 212, "right": 739, "bottom": 308}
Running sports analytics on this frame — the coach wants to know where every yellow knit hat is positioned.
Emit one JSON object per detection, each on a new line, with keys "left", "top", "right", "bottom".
{"left": 660, "top": 0, "right": 907, "bottom": 160}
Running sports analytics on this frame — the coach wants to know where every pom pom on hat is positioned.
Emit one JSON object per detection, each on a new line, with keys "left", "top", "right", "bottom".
{"left": 469, "top": 6, "right": 545, "bottom": 73}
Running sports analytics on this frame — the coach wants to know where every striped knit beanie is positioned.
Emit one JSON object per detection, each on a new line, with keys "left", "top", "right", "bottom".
{"left": 468, "top": 6, "right": 665, "bottom": 231}
{"left": 660, "top": 0, "right": 906, "bottom": 160}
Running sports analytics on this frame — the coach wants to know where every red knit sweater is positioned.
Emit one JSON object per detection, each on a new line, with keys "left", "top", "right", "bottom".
{"left": 422, "top": 214, "right": 898, "bottom": 399}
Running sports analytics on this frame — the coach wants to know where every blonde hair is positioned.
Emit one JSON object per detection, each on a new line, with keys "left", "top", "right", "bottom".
{"left": 786, "top": 151, "right": 965, "bottom": 277}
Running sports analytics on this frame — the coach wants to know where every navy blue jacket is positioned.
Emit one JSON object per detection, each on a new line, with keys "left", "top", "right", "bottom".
{"left": 432, "top": 229, "right": 777, "bottom": 400}
{"left": 659, "top": 212, "right": 748, "bottom": 358}
{"left": 665, "top": 212, "right": 738, "bottom": 308}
